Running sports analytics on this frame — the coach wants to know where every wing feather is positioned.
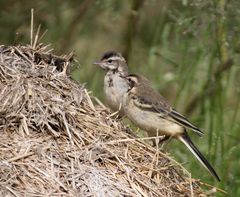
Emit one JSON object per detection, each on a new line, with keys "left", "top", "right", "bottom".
{"left": 132, "top": 94, "right": 203, "bottom": 136}
{"left": 169, "top": 110, "right": 204, "bottom": 136}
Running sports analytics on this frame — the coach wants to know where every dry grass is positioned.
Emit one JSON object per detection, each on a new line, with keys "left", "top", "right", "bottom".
{"left": 0, "top": 44, "right": 213, "bottom": 196}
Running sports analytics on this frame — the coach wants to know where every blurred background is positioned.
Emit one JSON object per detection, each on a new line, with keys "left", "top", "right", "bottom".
{"left": 0, "top": 0, "right": 239, "bottom": 195}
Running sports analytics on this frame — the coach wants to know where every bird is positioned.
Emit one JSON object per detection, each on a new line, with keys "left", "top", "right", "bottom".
{"left": 122, "top": 74, "right": 220, "bottom": 181}
{"left": 94, "top": 51, "right": 129, "bottom": 116}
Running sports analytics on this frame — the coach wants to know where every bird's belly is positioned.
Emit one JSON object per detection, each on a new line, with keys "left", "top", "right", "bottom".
{"left": 105, "top": 87, "right": 120, "bottom": 111}
{"left": 126, "top": 105, "right": 184, "bottom": 136}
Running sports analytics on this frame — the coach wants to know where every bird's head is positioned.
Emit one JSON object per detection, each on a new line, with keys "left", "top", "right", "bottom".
{"left": 125, "top": 74, "right": 139, "bottom": 92}
{"left": 125, "top": 74, "right": 151, "bottom": 93}
{"left": 94, "top": 51, "right": 128, "bottom": 74}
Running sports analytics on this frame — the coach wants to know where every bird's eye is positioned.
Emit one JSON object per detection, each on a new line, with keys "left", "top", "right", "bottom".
{"left": 128, "top": 79, "right": 135, "bottom": 90}
{"left": 107, "top": 59, "right": 113, "bottom": 63}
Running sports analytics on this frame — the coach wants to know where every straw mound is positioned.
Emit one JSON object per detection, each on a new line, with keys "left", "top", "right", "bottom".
{"left": 0, "top": 44, "right": 206, "bottom": 196}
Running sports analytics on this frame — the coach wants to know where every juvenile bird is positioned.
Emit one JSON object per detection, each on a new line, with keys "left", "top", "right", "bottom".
{"left": 94, "top": 51, "right": 129, "bottom": 116}
{"left": 123, "top": 74, "right": 220, "bottom": 181}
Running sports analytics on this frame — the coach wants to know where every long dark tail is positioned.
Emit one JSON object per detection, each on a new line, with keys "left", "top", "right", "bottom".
{"left": 178, "top": 132, "right": 220, "bottom": 181}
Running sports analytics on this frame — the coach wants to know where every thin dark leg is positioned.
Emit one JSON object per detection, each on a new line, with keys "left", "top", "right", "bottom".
{"left": 152, "top": 135, "right": 170, "bottom": 147}
{"left": 158, "top": 135, "right": 170, "bottom": 144}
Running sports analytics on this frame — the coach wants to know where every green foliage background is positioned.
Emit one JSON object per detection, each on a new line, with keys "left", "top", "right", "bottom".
{"left": 1, "top": 0, "right": 239, "bottom": 195}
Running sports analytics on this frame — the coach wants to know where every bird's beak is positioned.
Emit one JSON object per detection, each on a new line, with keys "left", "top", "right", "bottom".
{"left": 93, "top": 61, "right": 101, "bottom": 65}
{"left": 120, "top": 75, "right": 127, "bottom": 79}
{"left": 93, "top": 61, "right": 106, "bottom": 70}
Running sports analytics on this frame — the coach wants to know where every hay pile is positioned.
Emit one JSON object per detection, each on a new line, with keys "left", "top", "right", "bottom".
{"left": 0, "top": 44, "right": 208, "bottom": 196}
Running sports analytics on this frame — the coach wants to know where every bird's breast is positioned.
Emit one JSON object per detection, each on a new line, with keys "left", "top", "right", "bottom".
{"left": 104, "top": 73, "right": 129, "bottom": 112}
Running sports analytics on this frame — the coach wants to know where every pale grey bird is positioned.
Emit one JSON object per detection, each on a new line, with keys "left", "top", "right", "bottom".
{"left": 94, "top": 51, "right": 129, "bottom": 116}
{"left": 123, "top": 74, "right": 220, "bottom": 181}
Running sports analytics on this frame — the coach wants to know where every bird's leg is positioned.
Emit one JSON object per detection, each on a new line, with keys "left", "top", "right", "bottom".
{"left": 158, "top": 135, "right": 173, "bottom": 151}
{"left": 152, "top": 134, "right": 169, "bottom": 147}
{"left": 159, "top": 135, "right": 170, "bottom": 144}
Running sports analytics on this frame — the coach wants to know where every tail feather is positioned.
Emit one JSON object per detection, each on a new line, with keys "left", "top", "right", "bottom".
{"left": 178, "top": 132, "right": 220, "bottom": 181}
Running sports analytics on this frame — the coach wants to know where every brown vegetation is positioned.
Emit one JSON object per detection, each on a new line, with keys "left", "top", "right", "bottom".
{"left": 0, "top": 44, "right": 210, "bottom": 196}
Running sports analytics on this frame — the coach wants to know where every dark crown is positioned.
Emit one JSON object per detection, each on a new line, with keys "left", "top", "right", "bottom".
{"left": 101, "top": 51, "right": 121, "bottom": 60}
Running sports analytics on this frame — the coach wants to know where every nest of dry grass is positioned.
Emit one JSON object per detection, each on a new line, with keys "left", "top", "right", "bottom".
{"left": 0, "top": 44, "right": 213, "bottom": 196}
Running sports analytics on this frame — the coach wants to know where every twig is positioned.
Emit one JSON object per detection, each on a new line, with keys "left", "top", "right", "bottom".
{"left": 7, "top": 151, "right": 34, "bottom": 162}
{"left": 62, "top": 112, "right": 74, "bottom": 145}
{"left": 105, "top": 135, "right": 166, "bottom": 144}
{"left": 30, "top": 8, "right": 34, "bottom": 47}
{"left": 5, "top": 186, "right": 20, "bottom": 197}
{"left": 33, "top": 24, "right": 41, "bottom": 49}
{"left": 200, "top": 182, "right": 227, "bottom": 195}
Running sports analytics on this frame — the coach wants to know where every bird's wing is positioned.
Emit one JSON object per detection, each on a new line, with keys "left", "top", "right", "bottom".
{"left": 132, "top": 94, "right": 171, "bottom": 118}
{"left": 132, "top": 94, "right": 164, "bottom": 114}
{"left": 132, "top": 91, "right": 204, "bottom": 136}
{"left": 168, "top": 109, "right": 204, "bottom": 136}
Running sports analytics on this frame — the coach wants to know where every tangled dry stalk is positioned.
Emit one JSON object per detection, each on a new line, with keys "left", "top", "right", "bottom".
{"left": 0, "top": 44, "right": 216, "bottom": 196}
